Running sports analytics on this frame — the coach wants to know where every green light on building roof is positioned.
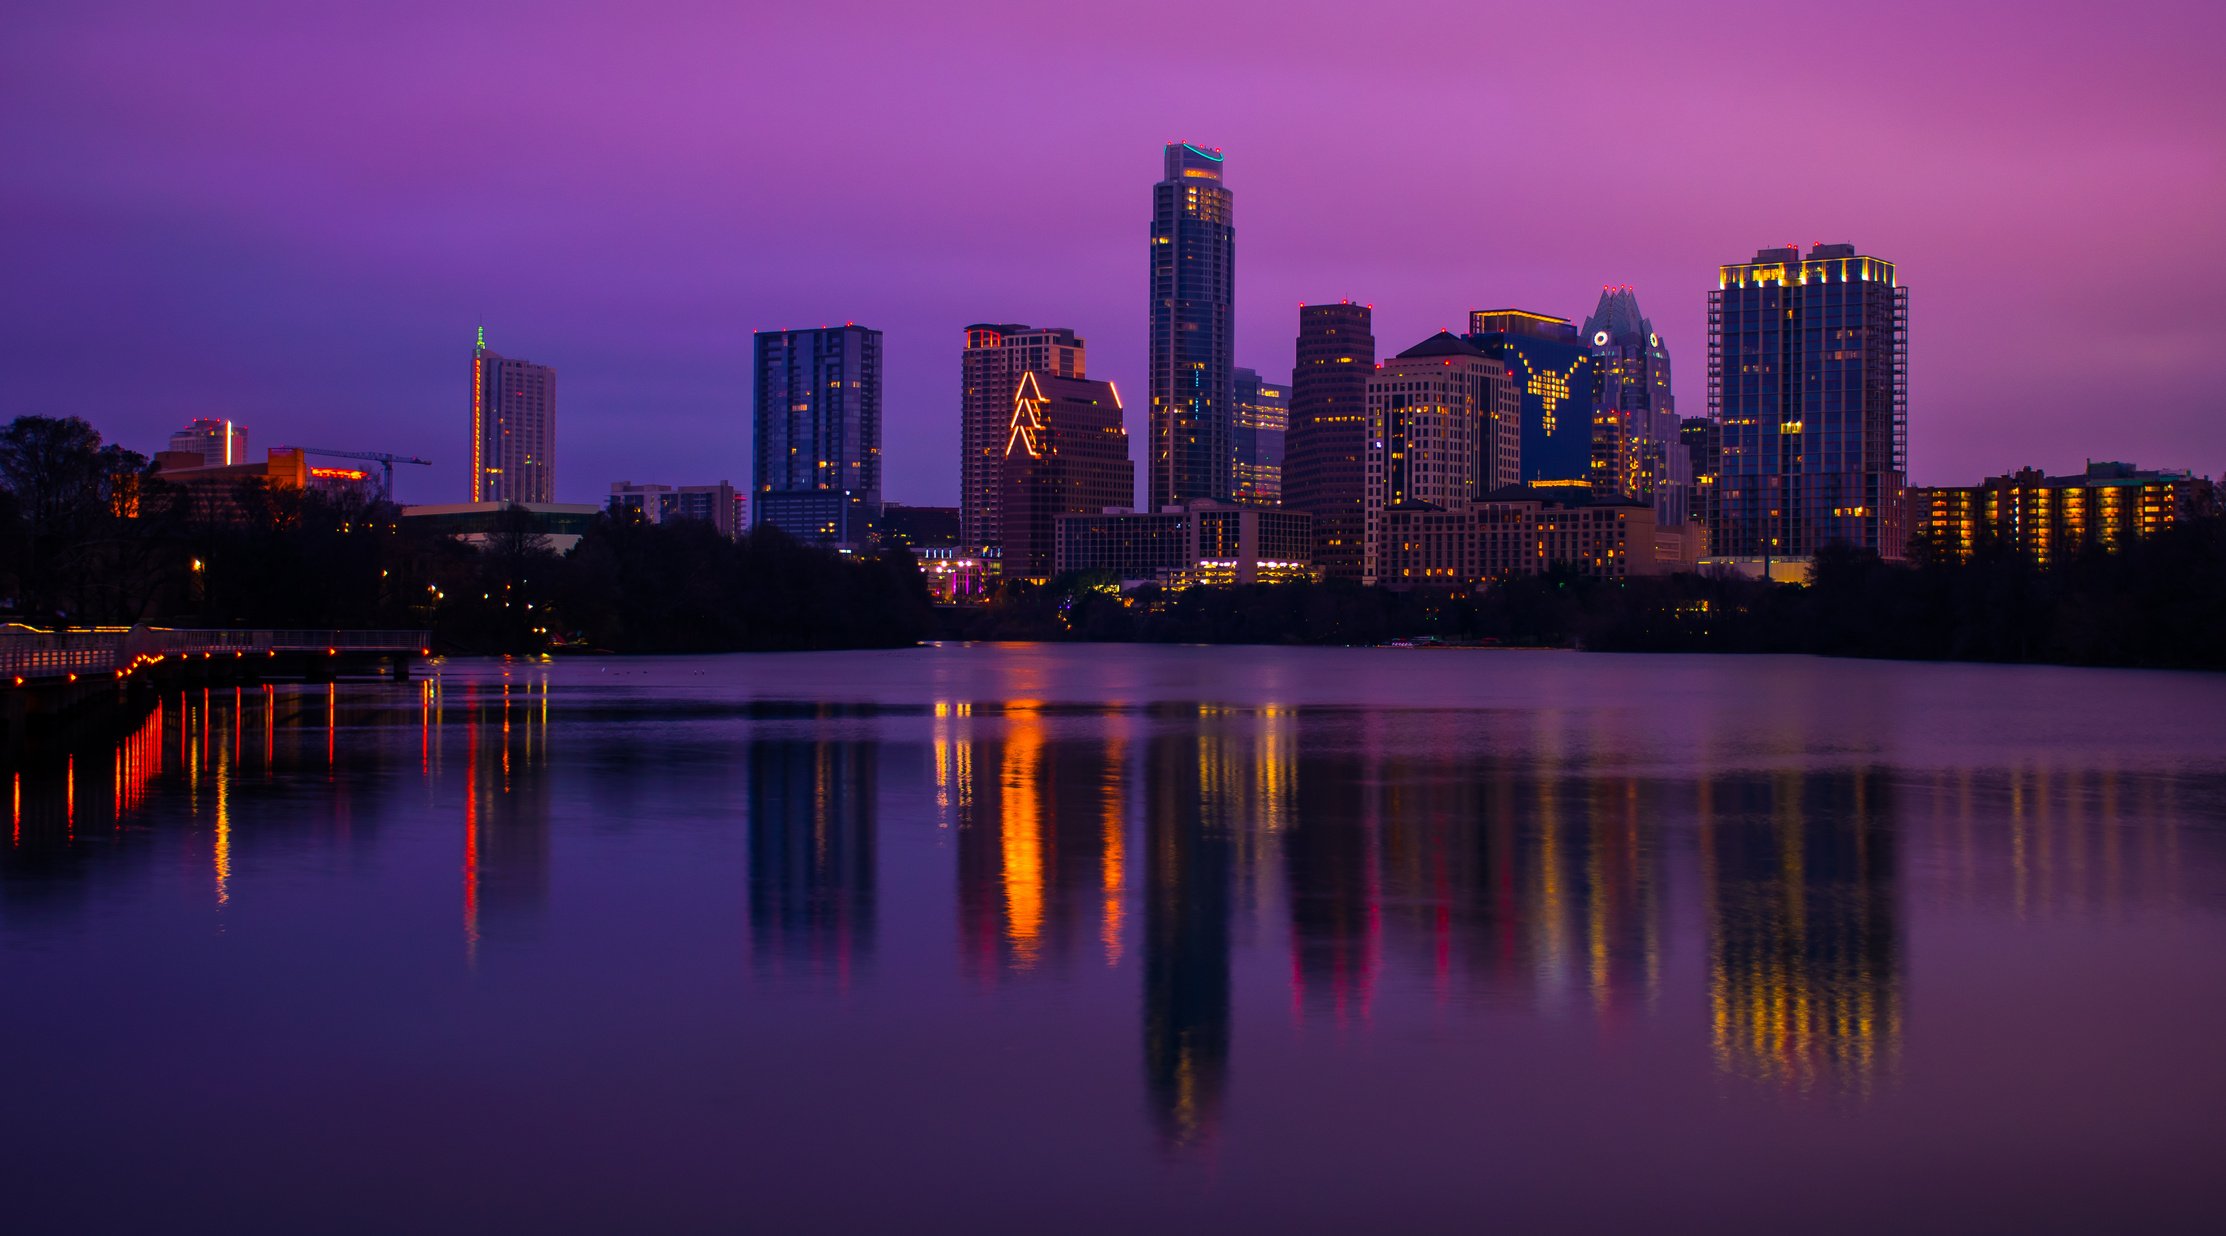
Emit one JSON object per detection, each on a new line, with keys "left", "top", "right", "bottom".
{"left": 1181, "top": 143, "right": 1223, "bottom": 162}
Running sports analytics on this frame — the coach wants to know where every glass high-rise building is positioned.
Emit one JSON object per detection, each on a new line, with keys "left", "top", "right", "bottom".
{"left": 1148, "top": 142, "right": 1235, "bottom": 510}
{"left": 1231, "top": 367, "right": 1287, "bottom": 505}
{"left": 1465, "top": 310, "right": 1591, "bottom": 486}
{"left": 961, "top": 324, "right": 1086, "bottom": 550}
{"left": 1282, "top": 302, "right": 1374, "bottom": 579}
{"left": 752, "top": 324, "right": 882, "bottom": 547}
{"left": 1707, "top": 244, "right": 1909, "bottom": 559}
{"left": 1583, "top": 286, "right": 1689, "bottom": 527}
{"left": 470, "top": 328, "right": 556, "bottom": 503}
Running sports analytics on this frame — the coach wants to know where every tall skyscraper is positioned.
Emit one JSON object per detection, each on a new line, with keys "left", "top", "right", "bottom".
{"left": 961, "top": 324, "right": 1087, "bottom": 550}
{"left": 999, "top": 371, "right": 1134, "bottom": 581}
{"left": 1466, "top": 310, "right": 1591, "bottom": 485}
{"left": 166, "top": 418, "right": 248, "bottom": 467}
{"left": 1283, "top": 302, "right": 1375, "bottom": 579}
{"left": 1363, "top": 332, "right": 1520, "bottom": 583}
{"left": 1148, "top": 142, "right": 1235, "bottom": 510}
{"left": 470, "top": 327, "right": 556, "bottom": 503}
{"left": 752, "top": 324, "right": 883, "bottom": 547}
{"left": 1708, "top": 244, "right": 1909, "bottom": 559}
{"left": 1583, "top": 286, "right": 1689, "bottom": 526}
{"left": 1231, "top": 367, "right": 1287, "bottom": 505}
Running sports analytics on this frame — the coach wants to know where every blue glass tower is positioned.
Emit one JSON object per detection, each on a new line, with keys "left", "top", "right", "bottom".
{"left": 1149, "top": 142, "right": 1236, "bottom": 510}
{"left": 1465, "top": 309, "right": 1591, "bottom": 486}
{"left": 1707, "top": 245, "right": 1909, "bottom": 559}
{"left": 752, "top": 325, "right": 882, "bottom": 547}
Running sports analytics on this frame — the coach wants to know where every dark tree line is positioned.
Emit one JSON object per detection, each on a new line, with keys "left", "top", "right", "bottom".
{"left": 0, "top": 416, "right": 931, "bottom": 653}
{"left": 956, "top": 520, "right": 2226, "bottom": 671}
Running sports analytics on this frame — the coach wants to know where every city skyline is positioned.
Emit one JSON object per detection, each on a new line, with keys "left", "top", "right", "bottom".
{"left": 4, "top": 2, "right": 2222, "bottom": 507}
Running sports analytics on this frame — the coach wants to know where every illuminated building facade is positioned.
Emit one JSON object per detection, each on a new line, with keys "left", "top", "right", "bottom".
{"left": 1000, "top": 372, "right": 1135, "bottom": 581}
{"left": 1708, "top": 243, "right": 1909, "bottom": 559}
{"left": 1231, "top": 367, "right": 1287, "bottom": 505}
{"left": 961, "top": 324, "right": 1086, "bottom": 550}
{"left": 1909, "top": 462, "right": 2219, "bottom": 566}
{"left": 151, "top": 446, "right": 311, "bottom": 523}
{"left": 1374, "top": 487, "right": 1703, "bottom": 587}
{"left": 165, "top": 418, "right": 248, "bottom": 467}
{"left": 608, "top": 480, "right": 746, "bottom": 539}
{"left": 1363, "top": 332, "right": 1520, "bottom": 584}
{"left": 1055, "top": 501, "right": 1312, "bottom": 585}
{"left": 1283, "top": 302, "right": 1375, "bottom": 579}
{"left": 752, "top": 324, "right": 882, "bottom": 547}
{"left": 1682, "top": 415, "right": 1722, "bottom": 535}
{"left": 470, "top": 328, "right": 556, "bottom": 504}
{"left": 1148, "top": 142, "right": 1236, "bottom": 510}
{"left": 1465, "top": 309, "right": 1591, "bottom": 484}
{"left": 1583, "top": 286, "right": 1689, "bottom": 527}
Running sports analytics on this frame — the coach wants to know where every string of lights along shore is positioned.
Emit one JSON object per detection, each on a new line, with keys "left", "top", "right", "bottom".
{"left": 425, "top": 141, "right": 2211, "bottom": 594}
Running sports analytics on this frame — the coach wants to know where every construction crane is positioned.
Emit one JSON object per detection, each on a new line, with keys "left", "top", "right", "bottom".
{"left": 286, "top": 447, "right": 433, "bottom": 500}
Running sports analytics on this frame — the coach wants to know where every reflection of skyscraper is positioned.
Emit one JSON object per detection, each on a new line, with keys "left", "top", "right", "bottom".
{"left": 1148, "top": 142, "right": 1236, "bottom": 510}
{"left": 1703, "top": 771, "right": 1902, "bottom": 1096}
{"left": 953, "top": 710, "right": 1130, "bottom": 980}
{"left": 461, "top": 681, "right": 553, "bottom": 945}
{"left": 1142, "top": 728, "right": 1231, "bottom": 1149}
{"left": 748, "top": 740, "right": 877, "bottom": 973}
{"left": 1284, "top": 302, "right": 1375, "bottom": 579}
{"left": 1285, "top": 736, "right": 1378, "bottom": 1020}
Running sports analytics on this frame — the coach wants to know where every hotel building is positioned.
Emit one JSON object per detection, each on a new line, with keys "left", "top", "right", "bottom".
{"left": 1282, "top": 302, "right": 1375, "bottom": 579}
{"left": 1149, "top": 142, "right": 1236, "bottom": 509}
{"left": 752, "top": 324, "right": 882, "bottom": 547}
{"left": 470, "top": 328, "right": 556, "bottom": 503}
{"left": 1363, "top": 332, "right": 1520, "bottom": 584}
{"left": 1707, "top": 244, "right": 1909, "bottom": 559}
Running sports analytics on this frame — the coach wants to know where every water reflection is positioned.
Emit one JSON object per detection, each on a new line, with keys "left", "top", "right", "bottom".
{"left": 1700, "top": 771, "right": 1901, "bottom": 1097}
{"left": 2, "top": 663, "right": 2221, "bottom": 1191}
{"left": 748, "top": 739, "right": 876, "bottom": 978}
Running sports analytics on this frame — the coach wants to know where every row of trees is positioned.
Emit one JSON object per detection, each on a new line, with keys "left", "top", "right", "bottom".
{"left": 959, "top": 521, "right": 2226, "bottom": 670}
{"left": 7, "top": 414, "right": 2218, "bottom": 667}
{"left": 0, "top": 416, "right": 932, "bottom": 652}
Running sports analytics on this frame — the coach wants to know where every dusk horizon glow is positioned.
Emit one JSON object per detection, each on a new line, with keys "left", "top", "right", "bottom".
{"left": 5, "top": 0, "right": 2222, "bottom": 505}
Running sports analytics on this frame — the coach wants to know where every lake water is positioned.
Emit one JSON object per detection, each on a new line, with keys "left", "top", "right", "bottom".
{"left": 4, "top": 645, "right": 2224, "bottom": 1233}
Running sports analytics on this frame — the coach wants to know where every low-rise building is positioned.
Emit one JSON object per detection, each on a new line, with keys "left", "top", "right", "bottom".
{"left": 402, "top": 501, "right": 601, "bottom": 553}
{"left": 609, "top": 481, "right": 745, "bottom": 539}
{"left": 1055, "top": 501, "right": 1313, "bottom": 586}
{"left": 1909, "top": 462, "right": 2219, "bottom": 566}
{"left": 1374, "top": 486, "right": 1702, "bottom": 587}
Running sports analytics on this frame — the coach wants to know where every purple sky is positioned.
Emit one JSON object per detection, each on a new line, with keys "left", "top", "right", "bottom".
{"left": 5, "top": 0, "right": 2222, "bottom": 506}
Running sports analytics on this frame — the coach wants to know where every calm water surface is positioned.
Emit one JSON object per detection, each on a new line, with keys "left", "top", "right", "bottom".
{"left": 4, "top": 646, "right": 2224, "bottom": 1233}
